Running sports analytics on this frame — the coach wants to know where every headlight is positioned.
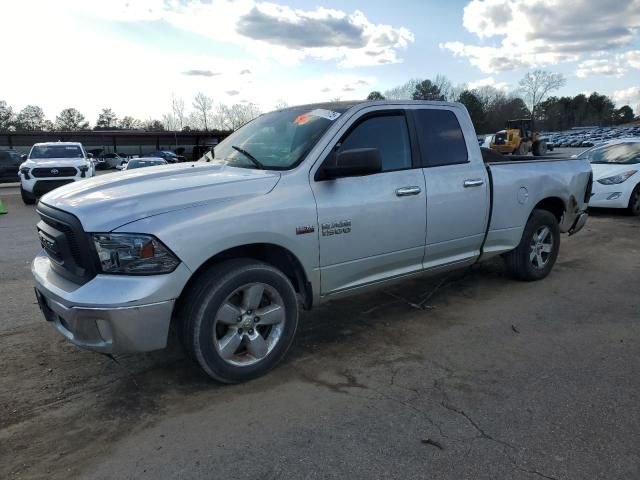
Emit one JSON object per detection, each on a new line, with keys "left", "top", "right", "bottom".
{"left": 597, "top": 170, "right": 637, "bottom": 185}
{"left": 92, "top": 233, "right": 180, "bottom": 274}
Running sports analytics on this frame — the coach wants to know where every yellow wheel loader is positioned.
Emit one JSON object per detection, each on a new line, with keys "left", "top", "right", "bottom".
{"left": 490, "top": 119, "right": 547, "bottom": 157}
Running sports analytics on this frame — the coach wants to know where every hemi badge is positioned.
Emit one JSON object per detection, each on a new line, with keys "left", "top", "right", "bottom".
{"left": 296, "top": 226, "right": 315, "bottom": 235}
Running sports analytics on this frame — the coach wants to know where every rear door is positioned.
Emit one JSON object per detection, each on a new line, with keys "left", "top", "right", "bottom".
{"left": 311, "top": 108, "right": 427, "bottom": 295}
{"left": 408, "top": 106, "right": 489, "bottom": 268}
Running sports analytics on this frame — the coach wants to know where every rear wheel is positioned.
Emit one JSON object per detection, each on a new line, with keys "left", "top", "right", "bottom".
{"left": 179, "top": 259, "right": 299, "bottom": 383}
{"left": 504, "top": 209, "right": 560, "bottom": 281}
{"left": 532, "top": 140, "right": 547, "bottom": 156}
{"left": 628, "top": 184, "right": 640, "bottom": 216}
{"left": 20, "top": 186, "right": 36, "bottom": 205}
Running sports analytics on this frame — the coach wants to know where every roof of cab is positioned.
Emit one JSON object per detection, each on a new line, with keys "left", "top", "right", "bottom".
{"left": 277, "top": 99, "right": 463, "bottom": 114}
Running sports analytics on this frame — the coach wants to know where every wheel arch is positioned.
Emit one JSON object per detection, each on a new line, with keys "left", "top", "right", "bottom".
{"left": 532, "top": 196, "right": 566, "bottom": 224}
{"left": 175, "top": 243, "right": 313, "bottom": 316}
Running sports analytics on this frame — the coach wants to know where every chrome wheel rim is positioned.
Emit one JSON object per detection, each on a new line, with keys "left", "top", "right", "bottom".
{"left": 529, "top": 226, "right": 553, "bottom": 270}
{"left": 212, "top": 282, "right": 285, "bottom": 367}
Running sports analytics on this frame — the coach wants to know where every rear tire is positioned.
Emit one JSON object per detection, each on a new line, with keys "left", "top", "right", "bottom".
{"left": 178, "top": 259, "right": 299, "bottom": 383}
{"left": 21, "top": 186, "right": 36, "bottom": 205}
{"left": 504, "top": 209, "right": 560, "bottom": 281}
{"left": 532, "top": 140, "right": 547, "bottom": 156}
{"left": 628, "top": 184, "right": 640, "bottom": 216}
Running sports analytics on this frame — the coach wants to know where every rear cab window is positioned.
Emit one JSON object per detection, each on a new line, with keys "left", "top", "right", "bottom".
{"left": 411, "top": 109, "right": 469, "bottom": 167}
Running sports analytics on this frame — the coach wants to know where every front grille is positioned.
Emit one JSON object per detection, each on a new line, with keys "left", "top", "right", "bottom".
{"left": 36, "top": 204, "right": 97, "bottom": 284}
{"left": 33, "top": 180, "right": 74, "bottom": 196}
{"left": 31, "top": 167, "right": 77, "bottom": 178}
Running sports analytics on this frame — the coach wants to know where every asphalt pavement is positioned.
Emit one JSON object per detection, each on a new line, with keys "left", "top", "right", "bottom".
{"left": 1, "top": 148, "right": 639, "bottom": 480}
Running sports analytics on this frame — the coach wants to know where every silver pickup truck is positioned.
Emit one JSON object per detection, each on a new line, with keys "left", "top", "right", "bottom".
{"left": 32, "top": 101, "right": 592, "bottom": 383}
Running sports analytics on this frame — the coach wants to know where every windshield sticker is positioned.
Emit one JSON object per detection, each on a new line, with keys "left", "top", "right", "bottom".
{"left": 294, "top": 114, "right": 312, "bottom": 125}
{"left": 308, "top": 109, "right": 341, "bottom": 121}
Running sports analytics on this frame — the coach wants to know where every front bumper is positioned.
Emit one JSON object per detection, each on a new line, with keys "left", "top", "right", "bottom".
{"left": 568, "top": 211, "right": 588, "bottom": 236}
{"left": 32, "top": 251, "right": 191, "bottom": 354}
{"left": 589, "top": 182, "right": 632, "bottom": 209}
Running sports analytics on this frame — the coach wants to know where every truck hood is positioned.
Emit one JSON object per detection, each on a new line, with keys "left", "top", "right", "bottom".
{"left": 40, "top": 162, "right": 281, "bottom": 231}
{"left": 21, "top": 158, "right": 90, "bottom": 169}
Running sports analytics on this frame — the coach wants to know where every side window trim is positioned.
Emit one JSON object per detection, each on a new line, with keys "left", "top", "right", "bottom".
{"left": 409, "top": 107, "right": 470, "bottom": 168}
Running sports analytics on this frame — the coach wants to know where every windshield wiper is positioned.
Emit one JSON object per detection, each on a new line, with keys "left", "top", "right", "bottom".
{"left": 231, "top": 145, "right": 264, "bottom": 169}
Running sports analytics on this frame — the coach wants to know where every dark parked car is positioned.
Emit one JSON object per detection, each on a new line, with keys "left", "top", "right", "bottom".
{"left": 141, "top": 150, "right": 185, "bottom": 163}
{"left": 0, "top": 150, "right": 22, "bottom": 183}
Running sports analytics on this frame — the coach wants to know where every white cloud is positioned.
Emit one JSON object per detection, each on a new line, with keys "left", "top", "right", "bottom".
{"left": 441, "top": 0, "right": 640, "bottom": 73}
{"left": 576, "top": 50, "right": 640, "bottom": 77}
{"left": 73, "top": 0, "right": 414, "bottom": 68}
{"left": 467, "top": 77, "right": 510, "bottom": 90}
{"left": 612, "top": 86, "right": 640, "bottom": 108}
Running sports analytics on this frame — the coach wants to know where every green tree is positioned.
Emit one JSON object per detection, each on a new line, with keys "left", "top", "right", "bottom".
{"left": 118, "top": 116, "right": 142, "bottom": 129}
{"left": 614, "top": 105, "right": 635, "bottom": 125}
{"left": 15, "top": 105, "right": 46, "bottom": 131}
{"left": 412, "top": 80, "right": 444, "bottom": 101}
{"left": 55, "top": 108, "right": 89, "bottom": 130}
{"left": 0, "top": 100, "right": 14, "bottom": 130}
{"left": 143, "top": 119, "right": 165, "bottom": 132}
{"left": 95, "top": 108, "right": 118, "bottom": 129}
{"left": 367, "top": 91, "right": 385, "bottom": 100}
{"left": 457, "top": 90, "right": 484, "bottom": 129}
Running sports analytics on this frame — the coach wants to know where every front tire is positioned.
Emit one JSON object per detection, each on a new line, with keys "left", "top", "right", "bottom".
{"left": 21, "top": 186, "right": 36, "bottom": 205}
{"left": 504, "top": 209, "right": 560, "bottom": 281}
{"left": 532, "top": 140, "right": 547, "bottom": 156}
{"left": 179, "top": 259, "right": 299, "bottom": 383}
{"left": 628, "top": 184, "right": 640, "bottom": 216}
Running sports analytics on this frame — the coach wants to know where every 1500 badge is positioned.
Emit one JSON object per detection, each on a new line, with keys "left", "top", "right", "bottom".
{"left": 321, "top": 220, "right": 352, "bottom": 236}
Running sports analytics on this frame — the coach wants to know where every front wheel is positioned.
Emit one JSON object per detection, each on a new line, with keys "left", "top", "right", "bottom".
{"left": 179, "top": 259, "right": 299, "bottom": 383}
{"left": 503, "top": 209, "right": 560, "bottom": 281}
{"left": 532, "top": 140, "right": 547, "bottom": 156}
{"left": 628, "top": 185, "right": 640, "bottom": 216}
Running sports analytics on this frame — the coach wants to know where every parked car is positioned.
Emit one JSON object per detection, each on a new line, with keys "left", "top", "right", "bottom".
{"left": 31, "top": 100, "right": 591, "bottom": 383}
{"left": 0, "top": 149, "right": 22, "bottom": 183}
{"left": 18, "top": 142, "right": 94, "bottom": 205}
{"left": 120, "top": 158, "right": 167, "bottom": 170}
{"left": 579, "top": 139, "right": 640, "bottom": 215}
{"left": 142, "top": 150, "right": 185, "bottom": 163}
{"left": 97, "top": 152, "right": 128, "bottom": 170}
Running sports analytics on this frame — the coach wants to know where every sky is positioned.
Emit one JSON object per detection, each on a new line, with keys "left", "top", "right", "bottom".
{"left": 1, "top": 0, "right": 639, "bottom": 123}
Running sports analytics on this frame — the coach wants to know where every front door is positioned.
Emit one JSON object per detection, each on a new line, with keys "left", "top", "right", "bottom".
{"left": 311, "top": 110, "right": 427, "bottom": 295}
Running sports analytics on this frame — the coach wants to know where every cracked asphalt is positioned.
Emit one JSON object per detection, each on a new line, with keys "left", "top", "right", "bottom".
{"left": 1, "top": 178, "right": 639, "bottom": 479}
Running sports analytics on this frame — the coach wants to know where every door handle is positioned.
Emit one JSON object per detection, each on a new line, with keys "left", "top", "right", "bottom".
{"left": 463, "top": 179, "right": 484, "bottom": 188}
{"left": 395, "top": 186, "right": 422, "bottom": 197}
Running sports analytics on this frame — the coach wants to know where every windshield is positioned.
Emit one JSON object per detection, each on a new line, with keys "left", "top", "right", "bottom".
{"left": 204, "top": 107, "right": 341, "bottom": 170}
{"left": 128, "top": 160, "right": 165, "bottom": 169}
{"left": 579, "top": 142, "right": 640, "bottom": 164}
{"left": 29, "top": 145, "right": 84, "bottom": 159}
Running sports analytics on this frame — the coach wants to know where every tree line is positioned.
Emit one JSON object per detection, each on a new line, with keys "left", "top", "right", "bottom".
{"left": 0, "top": 93, "right": 263, "bottom": 133}
{"left": 1, "top": 70, "right": 637, "bottom": 135}
{"left": 368, "top": 70, "right": 636, "bottom": 133}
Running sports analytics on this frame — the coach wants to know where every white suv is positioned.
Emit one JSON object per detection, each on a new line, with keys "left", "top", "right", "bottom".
{"left": 19, "top": 142, "right": 95, "bottom": 204}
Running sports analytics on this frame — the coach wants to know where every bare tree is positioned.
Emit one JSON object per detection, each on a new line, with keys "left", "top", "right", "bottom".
{"left": 119, "top": 116, "right": 142, "bottom": 129}
{"left": 162, "top": 113, "right": 178, "bottom": 131}
{"left": 218, "top": 103, "right": 261, "bottom": 131}
{"left": 192, "top": 92, "right": 213, "bottom": 131}
{"left": 384, "top": 78, "right": 422, "bottom": 100}
{"left": 172, "top": 94, "right": 185, "bottom": 130}
{"left": 274, "top": 99, "right": 289, "bottom": 110}
{"left": 518, "top": 70, "right": 566, "bottom": 121}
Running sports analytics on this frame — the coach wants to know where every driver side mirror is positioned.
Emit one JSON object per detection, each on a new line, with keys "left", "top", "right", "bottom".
{"left": 320, "top": 148, "right": 382, "bottom": 180}
{"left": 21, "top": 154, "right": 27, "bottom": 161}
{"left": 87, "top": 153, "right": 94, "bottom": 158}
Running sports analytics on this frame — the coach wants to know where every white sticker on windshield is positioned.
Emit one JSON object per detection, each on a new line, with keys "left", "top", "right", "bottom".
{"left": 308, "top": 108, "right": 341, "bottom": 121}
